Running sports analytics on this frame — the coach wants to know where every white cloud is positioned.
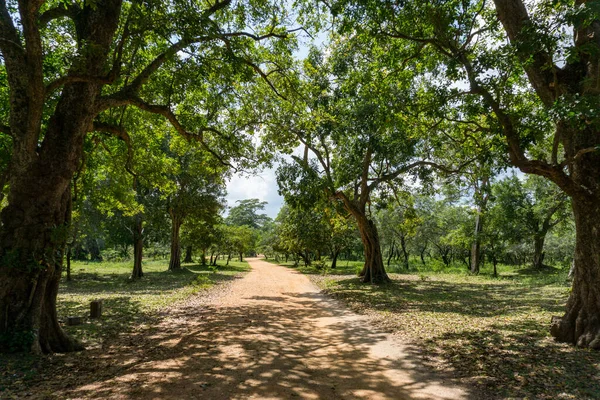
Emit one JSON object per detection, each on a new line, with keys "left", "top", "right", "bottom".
{"left": 225, "top": 166, "right": 283, "bottom": 219}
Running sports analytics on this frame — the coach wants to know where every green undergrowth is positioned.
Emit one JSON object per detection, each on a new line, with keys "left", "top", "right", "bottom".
{"left": 270, "top": 258, "right": 599, "bottom": 399}
{"left": 58, "top": 259, "right": 249, "bottom": 346}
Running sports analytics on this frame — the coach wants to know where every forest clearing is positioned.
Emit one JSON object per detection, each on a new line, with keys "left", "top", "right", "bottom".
{"left": 2, "top": 258, "right": 598, "bottom": 399}
{"left": 2, "top": 0, "right": 600, "bottom": 399}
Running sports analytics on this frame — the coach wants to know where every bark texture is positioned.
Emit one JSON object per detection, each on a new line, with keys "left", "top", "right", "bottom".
{"left": 355, "top": 214, "right": 390, "bottom": 283}
{"left": 0, "top": 0, "right": 122, "bottom": 353}
{"left": 335, "top": 192, "right": 390, "bottom": 283}
{"left": 551, "top": 198, "right": 600, "bottom": 348}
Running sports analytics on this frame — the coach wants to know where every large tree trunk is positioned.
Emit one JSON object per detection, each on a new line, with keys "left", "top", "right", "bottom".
{"left": 551, "top": 200, "right": 600, "bottom": 348}
{"left": 0, "top": 2, "right": 120, "bottom": 351}
{"left": 183, "top": 245, "right": 193, "bottom": 263}
{"left": 355, "top": 214, "right": 390, "bottom": 283}
{"left": 0, "top": 182, "right": 84, "bottom": 354}
{"left": 131, "top": 214, "right": 143, "bottom": 279}
{"left": 168, "top": 214, "right": 183, "bottom": 271}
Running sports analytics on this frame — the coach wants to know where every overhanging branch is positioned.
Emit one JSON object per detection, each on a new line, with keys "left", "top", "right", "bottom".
{"left": 45, "top": 75, "right": 115, "bottom": 97}
{"left": 367, "top": 158, "right": 477, "bottom": 192}
{"left": 116, "top": 96, "right": 233, "bottom": 169}
{"left": 38, "top": 5, "right": 76, "bottom": 27}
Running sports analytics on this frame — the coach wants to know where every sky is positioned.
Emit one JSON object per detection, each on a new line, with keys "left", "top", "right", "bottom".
{"left": 225, "top": 166, "right": 283, "bottom": 219}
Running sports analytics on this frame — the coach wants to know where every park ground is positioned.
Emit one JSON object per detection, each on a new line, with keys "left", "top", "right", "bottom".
{"left": 1, "top": 258, "right": 599, "bottom": 399}
{"left": 265, "top": 258, "right": 600, "bottom": 399}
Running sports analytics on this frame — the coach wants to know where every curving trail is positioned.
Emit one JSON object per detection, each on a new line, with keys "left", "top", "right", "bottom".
{"left": 71, "top": 258, "right": 469, "bottom": 399}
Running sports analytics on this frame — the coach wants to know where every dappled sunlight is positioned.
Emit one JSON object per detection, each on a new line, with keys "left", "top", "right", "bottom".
{"left": 312, "top": 273, "right": 600, "bottom": 398}
{"left": 39, "top": 259, "right": 469, "bottom": 400}
{"left": 56, "top": 262, "right": 248, "bottom": 350}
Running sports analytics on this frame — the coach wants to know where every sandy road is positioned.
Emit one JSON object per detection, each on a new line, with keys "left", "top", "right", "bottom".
{"left": 70, "top": 258, "right": 469, "bottom": 400}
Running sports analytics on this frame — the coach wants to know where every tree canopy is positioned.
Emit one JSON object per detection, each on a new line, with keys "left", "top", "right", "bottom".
{"left": 1, "top": 0, "right": 600, "bottom": 355}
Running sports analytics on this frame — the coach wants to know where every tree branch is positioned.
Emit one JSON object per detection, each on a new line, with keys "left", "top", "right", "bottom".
{"left": 559, "top": 146, "right": 597, "bottom": 168}
{"left": 0, "top": 2, "right": 24, "bottom": 56}
{"left": 103, "top": 96, "right": 233, "bottom": 169}
{"left": 492, "top": 0, "right": 559, "bottom": 106}
{"left": 367, "top": 158, "right": 476, "bottom": 192}
{"left": 38, "top": 5, "right": 75, "bottom": 27}
{"left": 45, "top": 75, "right": 115, "bottom": 97}
{"left": 91, "top": 121, "right": 137, "bottom": 177}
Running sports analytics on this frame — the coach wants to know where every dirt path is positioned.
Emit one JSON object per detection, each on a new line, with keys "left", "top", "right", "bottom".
{"left": 68, "top": 258, "right": 469, "bottom": 399}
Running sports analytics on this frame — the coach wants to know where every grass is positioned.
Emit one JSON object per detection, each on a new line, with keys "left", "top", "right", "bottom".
{"left": 0, "top": 258, "right": 249, "bottom": 396}
{"left": 59, "top": 259, "right": 249, "bottom": 346}
{"left": 271, "top": 257, "right": 600, "bottom": 399}
{"left": 263, "top": 257, "right": 363, "bottom": 275}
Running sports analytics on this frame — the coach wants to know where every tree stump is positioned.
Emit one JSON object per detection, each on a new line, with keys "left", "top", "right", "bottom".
{"left": 90, "top": 300, "right": 103, "bottom": 319}
{"left": 550, "top": 315, "right": 562, "bottom": 337}
{"left": 67, "top": 316, "right": 83, "bottom": 326}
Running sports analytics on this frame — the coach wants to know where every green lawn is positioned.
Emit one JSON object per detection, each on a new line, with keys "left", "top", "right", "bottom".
{"left": 59, "top": 259, "right": 249, "bottom": 347}
{"left": 270, "top": 258, "right": 600, "bottom": 399}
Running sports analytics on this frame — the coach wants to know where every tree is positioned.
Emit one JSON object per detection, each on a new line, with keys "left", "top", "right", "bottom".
{"left": 375, "top": 196, "right": 420, "bottom": 270}
{"left": 164, "top": 139, "right": 226, "bottom": 271}
{"left": 0, "top": 0, "right": 296, "bottom": 353}
{"left": 227, "top": 225, "right": 257, "bottom": 262}
{"left": 256, "top": 219, "right": 278, "bottom": 259}
{"left": 268, "top": 38, "right": 467, "bottom": 283}
{"left": 334, "top": 0, "right": 600, "bottom": 347}
{"left": 226, "top": 199, "right": 269, "bottom": 229}
{"left": 493, "top": 174, "right": 570, "bottom": 270}
{"left": 325, "top": 208, "right": 357, "bottom": 269}
{"left": 274, "top": 203, "right": 331, "bottom": 266}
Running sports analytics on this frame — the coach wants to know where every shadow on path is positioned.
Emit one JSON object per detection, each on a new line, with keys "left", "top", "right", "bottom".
{"left": 28, "top": 259, "right": 470, "bottom": 400}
